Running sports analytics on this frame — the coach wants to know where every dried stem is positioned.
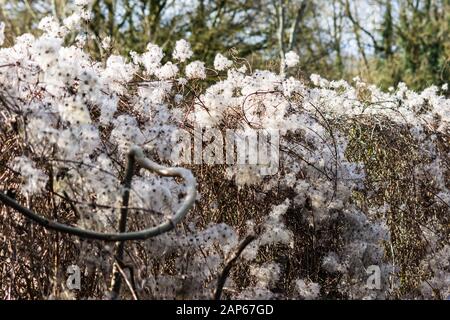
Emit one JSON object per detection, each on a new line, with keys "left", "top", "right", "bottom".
{"left": 214, "top": 234, "right": 256, "bottom": 300}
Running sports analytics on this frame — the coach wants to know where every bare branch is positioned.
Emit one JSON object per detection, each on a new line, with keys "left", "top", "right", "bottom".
{"left": 277, "top": 0, "right": 286, "bottom": 75}
{"left": 110, "top": 150, "right": 136, "bottom": 299}
{"left": 0, "top": 146, "right": 197, "bottom": 242}
{"left": 214, "top": 234, "right": 256, "bottom": 300}
{"left": 288, "top": 1, "right": 307, "bottom": 52}
{"left": 112, "top": 261, "right": 139, "bottom": 300}
{"left": 343, "top": 0, "right": 383, "bottom": 53}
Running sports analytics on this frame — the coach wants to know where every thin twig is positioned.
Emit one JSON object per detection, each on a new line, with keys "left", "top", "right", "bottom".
{"left": 214, "top": 234, "right": 256, "bottom": 300}
{"left": 110, "top": 150, "right": 136, "bottom": 299}
{"left": 113, "top": 261, "right": 139, "bottom": 300}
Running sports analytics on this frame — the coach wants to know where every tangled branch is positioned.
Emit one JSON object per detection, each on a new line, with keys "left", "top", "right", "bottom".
{"left": 0, "top": 146, "right": 197, "bottom": 242}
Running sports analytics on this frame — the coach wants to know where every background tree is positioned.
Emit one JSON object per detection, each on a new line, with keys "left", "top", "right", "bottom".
{"left": 0, "top": 0, "right": 448, "bottom": 89}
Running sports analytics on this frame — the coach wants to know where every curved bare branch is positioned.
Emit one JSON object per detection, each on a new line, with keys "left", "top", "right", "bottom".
{"left": 0, "top": 146, "right": 197, "bottom": 242}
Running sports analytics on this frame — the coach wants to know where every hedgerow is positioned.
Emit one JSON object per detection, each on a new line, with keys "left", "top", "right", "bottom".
{"left": 0, "top": 3, "right": 448, "bottom": 300}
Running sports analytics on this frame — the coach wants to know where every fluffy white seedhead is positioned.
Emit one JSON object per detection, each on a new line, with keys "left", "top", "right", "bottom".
{"left": 185, "top": 60, "right": 206, "bottom": 79}
{"left": 214, "top": 53, "right": 233, "bottom": 71}
{"left": 173, "top": 39, "right": 193, "bottom": 62}
{"left": 142, "top": 43, "right": 164, "bottom": 74}
{"left": 295, "top": 279, "right": 321, "bottom": 300}
{"left": 285, "top": 51, "right": 300, "bottom": 68}
{"left": 12, "top": 157, "right": 48, "bottom": 195}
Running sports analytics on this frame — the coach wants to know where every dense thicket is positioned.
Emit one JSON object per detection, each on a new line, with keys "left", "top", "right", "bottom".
{"left": 0, "top": 1, "right": 448, "bottom": 300}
